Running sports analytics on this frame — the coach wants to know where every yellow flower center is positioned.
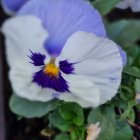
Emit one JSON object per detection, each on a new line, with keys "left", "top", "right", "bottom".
{"left": 44, "top": 58, "right": 59, "bottom": 77}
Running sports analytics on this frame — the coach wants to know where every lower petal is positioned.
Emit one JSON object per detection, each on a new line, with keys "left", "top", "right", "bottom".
{"left": 59, "top": 74, "right": 101, "bottom": 108}
{"left": 60, "top": 31, "right": 123, "bottom": 105}
{"left": 2, "top": 15, "right": 53, "bottom": 102}
{"left": 33, "top": 70, "right": 69, "bottom": 93}
{"left": 9, "top": 67, "right": 54, "bottom": 102}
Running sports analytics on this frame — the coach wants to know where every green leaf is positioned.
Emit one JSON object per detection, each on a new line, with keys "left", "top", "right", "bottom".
{"left": 92, "top": 0, "right": 121, "bottom": 15}
{"left": 123, "top": 66, "right": 140, "bottom": 78}
{"left": 124, "top": 44, "right": 140, "bottom": 66}
{"left": 120, "top": 86, "right": 134, "bottom": 101}
{"left": 88, "top": 106, "right": 116, "bottom": 140}
{"left": 112, "top": 120, "right": 133, "bottom": 140}
{"left": 70, "top": 130, "right": 79, "bottom": 140}
{"left": 136, "top": 104, "right": 140, "bottom": 111}
{"left": 48, "top": 110, "right": 72, "bottom": 131}
{"left": 58, "top": 102, "right": 84, "bottom": 126}
{"left": 10, "top": 95, "right": 59, "bottom": 118}
{"left": 121, "top": 107, "right": 135, "bottom": 122}
{"left": 55, "top": 133, "right": 70, "bottom": 140}
{"left": 128, "top": 109, "right": 135, "bottom": 122}
{"left": 135, "top": 79, "right": 140, "bottom": 93}
{"left": 88, "top": 106, "right": 133, "bottom": 140}
{"left": 111, "top": 96, "right": 128, "bottom": 110}
{"left": 107, "top": 20, "right": 140, "bottom": 45}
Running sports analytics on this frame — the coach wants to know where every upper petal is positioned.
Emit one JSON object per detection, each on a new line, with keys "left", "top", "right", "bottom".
{"left": 1, "top": 0, "right": 29, "bottom": 15}
{"left": 18, "top": 0, "right": 106, "bottom": 56}
{"left": 58, "top": 31, "right": 123, "bottom": 105}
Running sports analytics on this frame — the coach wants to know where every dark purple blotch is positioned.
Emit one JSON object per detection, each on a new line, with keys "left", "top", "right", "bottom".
{"left": 59, "top": 60, "right": 75, "bottom": 74}
{"left": 29, "top": 50, "right": 46, "bottom": 66}
{"left": 33, "top": 69, "right": 69, "bottom": 93}
{"left": 29, "top": 51, "right": 77, "bottom": 93}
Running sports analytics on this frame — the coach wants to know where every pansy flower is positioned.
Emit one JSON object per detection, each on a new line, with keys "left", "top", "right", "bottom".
{"left": 116, "top": 0, "right": 140, "bottom": 12}
{"left": 2, "top": 0, "right": 126, "bottom": 107}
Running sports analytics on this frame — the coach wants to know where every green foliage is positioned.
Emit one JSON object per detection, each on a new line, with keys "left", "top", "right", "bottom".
{"left": 88, "top": 106, "right": 116, "bottom": 140}
{"left": 135, "top": 79, "right": 140, "bottom": 93}
{"left": 10, "top": 95, "right": 60, "bottom": 118}
{"left": 49, "top": 103, "right": 85, "bottom": 140}
{"left": 55, "top": 133, "right": 71, "bottom": 140}
{"left": 120, "top": 85, "right": 135, "bottom": 101}
{"left": 48, "top": 102, "right": 84, "bottom": 131}
{"left": 107, "top": 20, "right": 140, "bottom": 45}
{"left": 88, "top": 106, "right": 133, "bottom": 140}
{"left": 123, "top": 66, "right": 140, "bottom": 78}
{"left": 113, "top": 120, "right": 133, "bottom": 140}
{"left": 105, "top": 11, "right": 140, "bottom": 140}
{"left": 58, "top": 102, "right": 84, "bottom": 126}
{"left": 92, "top": 0, "right": 121, "bottom": 15}
{"left": 49, "top": 109, "right": 72, "bottom": 131}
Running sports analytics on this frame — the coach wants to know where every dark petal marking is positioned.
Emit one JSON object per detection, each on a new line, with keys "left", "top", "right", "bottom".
{"left": 29, "top": 50, "right": 46, "bottom": 66}
{"left": 33, "top": 69, "right": 69, "bottom": 93}
{"left": 59, "top": 60, "right": 75, "bottom": 74}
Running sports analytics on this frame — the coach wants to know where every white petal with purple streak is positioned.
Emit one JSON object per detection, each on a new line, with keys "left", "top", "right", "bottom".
{"left": 2, "top": 16, "right": 55, "bottom": 102}
{"left": 58, "top": 31, "right": 123, "bottom": 105}
{"left": 59, "top": 74, "right": 101, "bottom": 107}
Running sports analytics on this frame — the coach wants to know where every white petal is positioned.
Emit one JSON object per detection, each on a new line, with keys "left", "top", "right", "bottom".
{"left": 116, "top": 0, "right": 130, "bottom": 9}
{"left": 59, "top": 31, "right": 123, "bottom": 105}
{"left": 2, "top": 15, "right": 54, "bottom": 102}
{"left": 130, "top": 0, "right": 140, "bottom": 12}
{"left": 58, "top": 31, "right": 101, "bottom": 62}
{"left": 59, "top": 74, "right": 101, "bottom": 108}
{"left": 2, "top": 15, "right": 49, "bottom": 67}
{"left": 9, "top": 68, "right": 54, "bottom": 102}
